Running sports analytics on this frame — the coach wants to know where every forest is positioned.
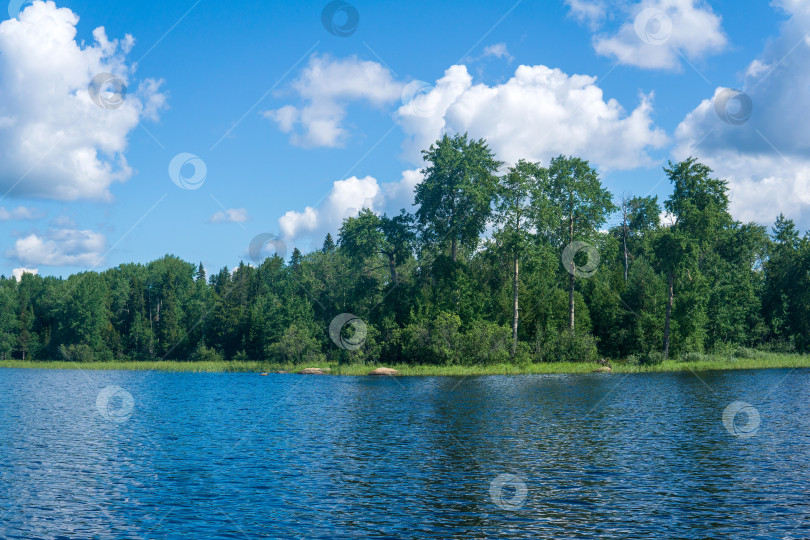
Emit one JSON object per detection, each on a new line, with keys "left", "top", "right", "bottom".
{"left": 2, "top": 133, "right": 809, "bottom": 367}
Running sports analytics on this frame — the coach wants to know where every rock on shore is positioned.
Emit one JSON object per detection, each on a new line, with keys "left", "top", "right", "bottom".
{"left": 368, "top": 367, "right": 400, "bottom": 376}
{"left": 298, "top": 367, "right": 327, "bottom": 375}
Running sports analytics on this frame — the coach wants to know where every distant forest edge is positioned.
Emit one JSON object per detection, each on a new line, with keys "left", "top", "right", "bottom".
{"left": 2, "top": 134, "right": 809, "bottom": 366}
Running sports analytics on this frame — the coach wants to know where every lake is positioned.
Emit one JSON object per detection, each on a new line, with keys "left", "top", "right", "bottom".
{"left": 1, "top": 367, "right": 808, "bottom": 538}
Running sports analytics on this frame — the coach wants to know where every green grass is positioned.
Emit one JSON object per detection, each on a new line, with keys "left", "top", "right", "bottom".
{"left": 611, "top": 351, "right": 810, "bottom": 373}
{"left": 1, "top": 351, "right": 808, "bottom": 375}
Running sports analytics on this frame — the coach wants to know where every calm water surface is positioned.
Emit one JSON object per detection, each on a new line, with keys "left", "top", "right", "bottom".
{"left": 1, "top": 367, "right": 809, "bottom": 538}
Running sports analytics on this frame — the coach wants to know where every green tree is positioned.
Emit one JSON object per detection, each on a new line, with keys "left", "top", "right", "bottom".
{"left": 0, "top": 282, "right": 17, "bottom": 360}
{"left": 494, "top": 159, "right": 544, "bottom": 356}
{"left": 651, "top": 228, "right": 697, "bottom": 359}
{"left": 415, "top": 133, "right": 501, "bottom": 262}
{"left": 535, "top": 155, "right": 615, "bottom": 330}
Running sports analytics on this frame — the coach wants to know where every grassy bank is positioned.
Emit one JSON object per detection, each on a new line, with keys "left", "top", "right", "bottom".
{"left": 0, "top": 351, "right": 808, "bottom": 375}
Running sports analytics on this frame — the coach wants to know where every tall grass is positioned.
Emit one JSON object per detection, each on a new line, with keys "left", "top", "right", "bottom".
{"left": 0, "top": 351, "right": 807, "bottom": 375}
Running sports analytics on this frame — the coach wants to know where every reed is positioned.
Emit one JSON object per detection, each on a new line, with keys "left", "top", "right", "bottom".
{"left": 1, "top": 351, "right": 808, "bottom": 375}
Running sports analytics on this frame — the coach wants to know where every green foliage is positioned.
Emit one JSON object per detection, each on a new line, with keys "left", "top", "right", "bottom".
{"left": 0, "top": 144, "right": 800, "bottom": 368}
{"left": 416, "top": 133, "right": 501, "bottom": 260}
{"left": 641, "top": 351, "right": 665, "bottom": 365}
{"left": 190, "top": 342, "right": 224, "bottom": 363}
{"left": 59, "top": 343, "right": 95, "bottom": 363}
{"left": 266, "top": 324, "right": 324, "bottom": 364}
{"left": 535, "top": 328, "right": 599, "bottom": 363}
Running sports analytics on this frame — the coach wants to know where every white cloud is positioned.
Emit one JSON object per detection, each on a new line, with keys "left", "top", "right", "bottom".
{"left": 674, "top": 1, "right": 810, "bottom": 228}
{"left": 571, "top": 0, "right": 726, "bottom": 70}
{"left": 278, "top": 169, "right": 422, "bottom": 248}
{"left": 7, "top": 228, "right": 107, "bottom": 267}
{"left": 481, "top": 43, "right": 514, "bottom": 63}
{"left": 396, "top": 63, "right": 668, "bottom": 170}
{"left": 12, "top": 267, "right": 37, "bottom": 281}
{"left": 566, "top": 0, "right": 607, "bottom": 28}
{"left": 50, "top": 215, "right": 76, "bottom": 227}
{"left": 279, "top": 176, "right": 381, "bottom": 243}
{"left": 0, "top": 1, "right": 165, "bottom": 200}
{"left": 264, "top": 55, "right": 402, "bottom": 148}
{"left": 0, "top": 206, "right": 44, "bottom": 220}
{"left": 208, "top": 208, "right": 250, "bottom": 224}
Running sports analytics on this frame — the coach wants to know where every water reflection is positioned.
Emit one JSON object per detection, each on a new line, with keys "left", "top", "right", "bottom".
{"left": 0, "top": 368, "right": 808, "bottom": 538}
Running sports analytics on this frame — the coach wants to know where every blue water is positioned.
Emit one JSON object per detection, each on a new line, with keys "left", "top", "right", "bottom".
{"left": 1, "top": 368, "right": 809, "bottom": 539}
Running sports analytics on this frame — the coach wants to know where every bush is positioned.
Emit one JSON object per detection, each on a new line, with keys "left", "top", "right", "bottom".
{"left": 401, "top": 311, "right": 463, "bottom": 365}
{"left": 58, "top": 343, "right": 95, "bottom": 362}
{"left": 641, "top": 351, "right": 665, "bottom": 365}
{"left": 623, "top": 353, "right": 641, "bottom": 366}
{"left": 190, "top": 342, "right": 224, "bottom": 363}
{"left": 265, "top": 324, "right": 324, "bottom": 364}
{"left": 457, "top": 320, "right": 512, "bottom": 365}
{"left": 233, "top": 349, "right": 251, "bottom": 362}
{"left": 760, "top": 340, "right": 795, "bottom": 354}
{"left": 536, "top": 329, "right": 599, "bottom": 363}
{"left": 732, "top": 347, "right": 761, "bottom": 359}
{"left": 678, "top": 351, "right": 707, "bottom": 363}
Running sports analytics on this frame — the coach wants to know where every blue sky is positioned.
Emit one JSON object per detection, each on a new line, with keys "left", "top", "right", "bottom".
{"left": 0, "top": 0, "right": 803, "bottom": 278}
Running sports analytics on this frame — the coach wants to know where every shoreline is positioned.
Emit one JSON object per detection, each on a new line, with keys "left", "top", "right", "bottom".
{"left": 1, "top": 352, "right": 808, "bottom": 375}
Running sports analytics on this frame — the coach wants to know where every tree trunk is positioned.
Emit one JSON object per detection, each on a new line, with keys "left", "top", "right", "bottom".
{"left": 388, "top": 253, "right": 398, "bottom": 285}
{"left": 569, "top": 270, "right": 575, "bottom": 331}
{"left": 623, "top": 223, "right": 628, "bottom": 282}
{"left": 451, "top": 237, "right": 457, "bottom": 263}
{"left": 569, "top": 213, "right": 575, "bottom": 331}
{"left": 663, "top": 269, "right": 674, "bottom": 359}
{"left": 511, "top": 253, "right": 519, "bottom": 358}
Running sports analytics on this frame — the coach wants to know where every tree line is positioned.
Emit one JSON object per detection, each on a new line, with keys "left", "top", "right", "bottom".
{"left": 2, "top": 133, "right": 808, "bottom": 365}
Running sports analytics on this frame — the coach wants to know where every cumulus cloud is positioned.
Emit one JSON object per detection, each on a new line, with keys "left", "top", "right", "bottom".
{"left": 12, "top": 267, "right": 37, "bottom": 281}
{"left": 273, "top": 57, "right": 672, "bottom": 250}
{"left": 674, "top": 1, "right": 810, "bottom": 227}
{"left": 0, "top": 1, "right": 165, "bottom": 200}
{"left": 264, "top": 54, "right": 402, "bottom": 147}
{"left": 0, "top": 206, "right": 44, "bottom": 220}
{"left": 569, "top": 0, "right": 726, "bottom": 69}
{"left": 208, "top": 208, "right": 250, "bottom": 224}
{"left": 278, "top": 169, "right": 421, "bottom": 248}
{"left": 397, "top": 63, "right": 668, "bottom": 170}
{"left": 6, "top": 228, "right": 107, "bottom": 267}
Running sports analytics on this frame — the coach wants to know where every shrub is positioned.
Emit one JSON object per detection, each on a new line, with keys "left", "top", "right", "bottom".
{"left": 536, "top": 329, "right": 599, "bottom": 363}
{"left": 622, "top": 354, "right": 641, "bottom": 366}
{"left": 401, "top": 311, "right": 462, "bottom": 364}
{"left": 58, "top": 343, "right": 95, "bottom": 362}
{"left": 678, "top": 351, "right": 707, "bottom": 363}
{"left": 641, "top": 351, "right": 665, "bottom": 365}
{"left": 458, "top": 320, "right": 512, "bottom": 365}
{"left": 265, "top": 324, "right": 324, "bottom": 364}
{"left": 190, "top": 342, "right": 224, "bottom": 363}
{"left": 732, "top": 346, "right": 762, "bottom": 359}
{"left": 233, "top": 349, "right": 251, "bottom": 362}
